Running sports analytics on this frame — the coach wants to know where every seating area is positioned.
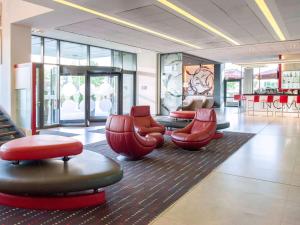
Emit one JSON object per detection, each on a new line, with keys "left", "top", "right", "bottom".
{"left": 2, "top": 0, "right": 300, "bottom": 224}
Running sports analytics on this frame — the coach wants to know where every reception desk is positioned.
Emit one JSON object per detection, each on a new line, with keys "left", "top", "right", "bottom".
{"left": 242, "top": 94, "right": 300, "bottom": 114}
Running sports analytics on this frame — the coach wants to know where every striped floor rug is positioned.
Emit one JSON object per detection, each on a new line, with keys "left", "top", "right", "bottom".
{"left": 0, "top": 131, "right": 254, "bottom": 225}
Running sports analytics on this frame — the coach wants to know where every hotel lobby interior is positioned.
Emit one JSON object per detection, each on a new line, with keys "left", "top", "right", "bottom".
{"left": 1, "top": 0, "right": 300, "bottom": 224}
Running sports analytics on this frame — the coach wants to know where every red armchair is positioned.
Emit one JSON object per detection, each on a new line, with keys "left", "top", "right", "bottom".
{"left": 130, "top": 106, "right": 165, "bottom": 136}
{"left": 105, "top": 115, "right": 157, "bottom": 160}
{"left": 171, "top": 109, "right": 217, "bottom": 150}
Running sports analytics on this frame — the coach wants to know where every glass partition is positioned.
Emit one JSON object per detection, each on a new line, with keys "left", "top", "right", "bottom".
{"left": 113, "top": 50, "right": 123, "bottom": 69}
{"left": 123, "top": 52, "right": 137, "bottom": 71}
{"left": 60, "top": 41, "right": 88, "bottom": 66}
{"left": 241, "top": 64, "right": 278, "bottom": 94}
{"left": 90, "top": 47, "right": 112, "bottom": 66}
{"left": 44, "top": 38, "right": 58, "bottom": 64}
{"left": 160, "top": 53, "right": 183, "bottom": 115}
{"left": 31, "top": 36, "right": 43, "bottom": 63}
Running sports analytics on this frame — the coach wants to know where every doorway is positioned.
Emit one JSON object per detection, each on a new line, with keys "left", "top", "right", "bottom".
{"left": 36, "top": 65, "right": 136, "bottom": 127}
{"left": 36, "top": 64, "right": 60, "bottom": 129}
{"left": 224, "top": 80, "right": 241, "bottom": 107}
{"left": 87, "top": 73, "right": 120, "bottom": 122}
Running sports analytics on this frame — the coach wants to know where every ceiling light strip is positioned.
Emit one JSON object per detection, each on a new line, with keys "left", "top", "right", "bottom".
{"left": 158, "top": 0, "right": 240, "bottom": 45}
{"left": 255, "top": 0, "right": 286, "bottom": 41}
{"left": 53, "top": 0, "right": 201, "bottom": 49}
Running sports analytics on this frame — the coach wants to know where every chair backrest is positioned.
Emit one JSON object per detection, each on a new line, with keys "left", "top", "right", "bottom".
{"left": 279, "top": 95, "right": 288, "bottom": 104}
{"left": 296, "top": 96, "right": 300, "bottom": 104}
{"left": 191, "top": 109, "right": 217, "bottom": 134}
{"left": 130, "top": 105, "right": 152, "bottom": 128}
{"left": 253, "top": 95, "right": 260, "bottom": 103}
{"left": 234, "top": 94, "right": 241, "bottom": 101}
{"left": 106, "top": 114, "right": 134, "bottom": 133}
{"left": 194, "top": 108, "right": 217, "bottom": 122}
{"left": 266, "top": 95, "right": 274, "bottom": 103}
{"left": 130, "top": 105, "right": 150, "bottom": 117}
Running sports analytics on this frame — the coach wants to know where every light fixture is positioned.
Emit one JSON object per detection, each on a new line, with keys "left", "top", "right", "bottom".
{"left": 255, "top": 0, "right": 286, "bottom": 41}
{"left": 53, "top": 0, "right": 201, "bottom": 49}
{"left": 157, "top": 0, "right": 240, "bottom": 45}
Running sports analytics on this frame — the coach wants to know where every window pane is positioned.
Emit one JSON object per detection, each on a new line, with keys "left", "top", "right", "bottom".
{"left": 113, "top": 50, "right": 122, "bottom": 69}
{"left": 123, "top": 74, "right": 134, "bottom": 114}
{"left": 90, "top": 47, "right": 111, "bottom": 66}
{"left": 122, "top": 52, "right": 137, "bottom": 71}
{"left": 44, "top": 65, "right": 59, "bottom": 125}
{"left": 44, "top": 38, "right": 58, "bottom": 64}
{"left": 31, "top": 36, "right": 42, "bottom": 63}
{"left": 60, "top": 41, "right": 88, "bottom": 66}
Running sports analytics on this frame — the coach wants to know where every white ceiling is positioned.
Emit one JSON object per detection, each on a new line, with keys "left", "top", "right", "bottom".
{"left": 20, "top": 0, "right": 300, "bottom": 63}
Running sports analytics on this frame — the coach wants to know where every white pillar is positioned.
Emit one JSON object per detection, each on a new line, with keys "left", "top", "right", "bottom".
{"left": 243, "top": 68, "right": 253, "bottom": 94}
{"left": 1, "top": 23, "right": 31, "bottom": 118}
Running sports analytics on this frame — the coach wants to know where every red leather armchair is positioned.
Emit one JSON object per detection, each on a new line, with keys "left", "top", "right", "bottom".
{"left": 105, "top": 115, "right": 157, "bottom": 160}
{"left": 171, "top": 109, "right": 217, "bottom": 150}
{"left": 130, "top": 106, "right": 165, "bottom": 136}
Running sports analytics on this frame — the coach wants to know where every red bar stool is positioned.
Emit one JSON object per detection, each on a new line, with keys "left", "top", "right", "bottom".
{"left": 234, "top": 94, "right": 242, "bottom": 110}
{"left": 296, "top": 96, "right": 300, "bottom": 118}
{"left": 248, "top": 95, "right": 260, "bottom": 116}
{"left": 277, "top": 95, "right": 288, "bottom": 117}
{"left": 262, "top": 95, "right": 274, "bottom": 116}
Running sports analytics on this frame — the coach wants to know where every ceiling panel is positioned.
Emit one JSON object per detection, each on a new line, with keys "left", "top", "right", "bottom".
{"left": 57, "top": 18, "right": 195, "bottom": 52}
{"left": 275, "top": 0, "right": 300, "bottom": 39}
{"left": 20, "top": 0, "right": 300, "bottom": 63}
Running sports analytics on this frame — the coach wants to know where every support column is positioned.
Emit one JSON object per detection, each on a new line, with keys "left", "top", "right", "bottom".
{"left": 214, "top": 64, "right": 224, "bottom": 108}
{"left": 242, "top": 68, "right": 254, "bottom": 94}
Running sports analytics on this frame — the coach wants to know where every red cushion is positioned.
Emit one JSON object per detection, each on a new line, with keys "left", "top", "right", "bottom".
{"left": 0, "top": 135, "right": 83, "bottom": 161}
{"left": 170, "top": 111, "right": 196, "bottom": 119}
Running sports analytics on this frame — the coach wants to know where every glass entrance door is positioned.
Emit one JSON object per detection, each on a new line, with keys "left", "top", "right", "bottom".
{"left": 224, "top": 80, "right": 241, "bottom": 107}
{"left": 35, "top": 64, "right": 60, "bottom": 129}
{"left": 60, "top": 75, "right": 86, "bottom": 124}
{"left": 44, "top": 65, "right": 59, "bottom": 127}
{"left": 88, "top": 75, "right": 119, "bottom": 121}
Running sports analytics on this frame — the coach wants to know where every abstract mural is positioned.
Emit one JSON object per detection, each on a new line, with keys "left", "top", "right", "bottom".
{"left": 160, "top": 53, "right": 183, "bottom": 115}
{"left": 183, "top": 65, "right": 214, "bottom": 98}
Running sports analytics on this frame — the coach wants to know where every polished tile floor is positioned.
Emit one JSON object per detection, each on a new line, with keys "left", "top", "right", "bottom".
{"left": 151, "top": 108, "right": 300, "bottom": 225}
{"left": 44, "top": 108, "right": 300, "bottom": 225}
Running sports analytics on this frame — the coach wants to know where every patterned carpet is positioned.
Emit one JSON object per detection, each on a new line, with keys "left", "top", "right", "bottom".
{"left": 0, "top": 132, "right": 254, "bottom": 225}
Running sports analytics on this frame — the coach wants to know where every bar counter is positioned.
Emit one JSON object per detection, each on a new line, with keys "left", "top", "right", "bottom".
{"left": 243, "top": 93, "right": 299, "bottom": 96}
{"left": 240, "top": 94, "right": 300, "bottom": 114}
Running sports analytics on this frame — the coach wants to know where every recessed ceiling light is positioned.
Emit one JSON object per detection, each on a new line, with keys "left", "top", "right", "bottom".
{"left": 255, "top": 0, "right": 286, "bottom": 41}
{"left": 157, "top": 0, "right": 240, "bottom": 45}
{"left": 53, "top": 0, "right": 201, "bottom": 49}
{"left": 32, "top": 28, "right": 44, "bottom": 34}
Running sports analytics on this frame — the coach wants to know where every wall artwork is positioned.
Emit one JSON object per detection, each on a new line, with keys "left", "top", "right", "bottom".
{"left": 160, "top": 53, "right": 183, "bottom": 115}
{"left": 183, "top": 65, "right": 214, "bottom": 98}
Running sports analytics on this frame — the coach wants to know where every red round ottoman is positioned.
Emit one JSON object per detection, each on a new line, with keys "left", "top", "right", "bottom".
{"left": 0, "top": 135, "right": 83, "bottom": 161}
{"left": 146, "top": 132, "right": 164, "bottom": 148}
{"left": 169, "top": 111, "right": 196, "bottom": 120}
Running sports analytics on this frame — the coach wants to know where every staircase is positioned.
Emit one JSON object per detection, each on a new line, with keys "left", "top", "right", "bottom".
{"left": 0, "top": 106, "right": 25, "bottom": 146}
